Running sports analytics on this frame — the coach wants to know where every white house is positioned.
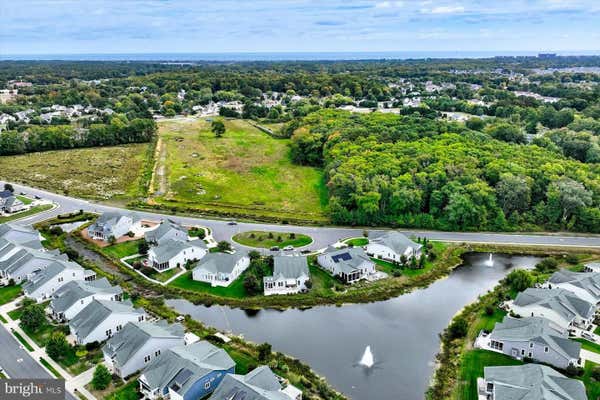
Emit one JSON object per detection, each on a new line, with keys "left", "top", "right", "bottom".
{"left": 23, "top": 260, "right": 92, "bottom": 302}
{"left": 144, "top": 219, "right": 189, "bottom": 245}
{"left": 147, "top": 239, "right": 207, "bottom": 272}
{"left": 69, "top": 300, "right": 146, "bottom": 345}
{"left": 50, "top": 278, "right": 122, "bottom": 322}
{"left": 103, "top": 320, "right": 185, "bottom": 378}
{"left": 192, "top": 252, "right": 250, "bottom": 287}
{"left": 509, "top": 288, "right": 595, "bottom": 331}
{"left": 0, "top": 191, "right": 26, "bottom": 214}
{"left": 264, "top": 256, "right": 310, "bottom": 296}
{"left": 0, "top": 223, "right": 44, "bottom": 248}
{"left": 317, "top": 246, "right": 375, "bottom": 284}
{"left": 366, "top": 231, "right": 422, "bottom": 263}
{"left": 87, "top": 212, "right": 137, "bottom": 242}
{"left": 545, "top": 269, "right": 600, "bottom": 305}
{"left": 0, "top": 241, "right": 62, "bottom": 284}
{"left": 210, "top": 366, "right": 302, "bottom": 400}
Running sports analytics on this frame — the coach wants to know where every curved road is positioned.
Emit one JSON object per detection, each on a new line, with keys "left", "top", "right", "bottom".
{"left": 4, "top": 181, "right": 600, "bottom": 250}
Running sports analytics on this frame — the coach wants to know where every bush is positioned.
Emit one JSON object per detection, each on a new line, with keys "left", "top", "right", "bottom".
{"left": 91, "top": 364, "right": 111, "bottom": 390}
{"left": 217, "top": 241, "right": 232, "bottom": 252}
{"left": 20, "top": 303, "right": 46, "bottom": 331}
{"left": 138, "top": 240, "right": 150, "bottom": 255}
{"left": 535, "top": 258, "right": 559, "bottom": 273}
{"left": 565, "top": 364, "right": 584, "bottom": 378}
{"left": 505, "top": 269, "right": 535, "bottom": 293}
{"left": 565, "top": 254, "right": 579, "bottom": 265}
{"left": 85, "top": 341, "right": 101, "bottom": 351}
{"left": 257, "top": 343, "right": 272, "bottom": 362}
{"left": 447, "top": 317, "right": 468, "bottom": 339}
{"left": 591, "top": 366, "right": 600, "bottom": 381}
{"left": 484, "top": 305, "right": 495, "bottom": 316}
{"left": 46, "top": 332, "right": 70, "bottom": 360}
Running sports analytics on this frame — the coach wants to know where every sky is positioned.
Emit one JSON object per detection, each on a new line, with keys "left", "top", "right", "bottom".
{"left": 1, "top": 0, "right": 600, "bottom": 55}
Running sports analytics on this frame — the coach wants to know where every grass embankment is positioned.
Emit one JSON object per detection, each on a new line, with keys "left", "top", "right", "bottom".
{"left": 232, "top": 230, "right": 312, "bottom": 248}
{"left": 427, "top": 254, "right": 600, "bottom": 400}
{"left": 39, "top": 357, "right": 62, "bottom": 378}
{"left": 11, "top": 329, "right": 34, "bottom": 351}
{"left": 0, "top": 143, "right": 151, "bottom": 201}
{"left": 145, "top": 118, "right": 328, "bottom": 224}
{"left": 0, "top": 285, "right": 21, "bottom": 305}
{"left": 0, "top": 204, "right": 53, "bottom": 223}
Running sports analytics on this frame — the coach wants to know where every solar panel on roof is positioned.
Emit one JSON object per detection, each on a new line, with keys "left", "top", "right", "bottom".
{"left": 170, "top": 368, "right": 194, "bottom": 390}
{"left": 331, "top": 252, "right": 352, "bottom": 263}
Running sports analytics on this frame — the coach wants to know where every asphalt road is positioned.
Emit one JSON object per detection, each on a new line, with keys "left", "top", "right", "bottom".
{"left": 4, "top": 181, "right": 600, "bottom": 250}
{"left": 0, "top": 325, "right": 76, "bottom": 400}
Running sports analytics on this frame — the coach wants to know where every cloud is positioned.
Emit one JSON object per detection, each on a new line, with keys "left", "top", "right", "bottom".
{"left": 422, "top": 5, "right": 465, "bottom": 14}
{"left": 375, "top": 1, "right": 404, "bottom": 8}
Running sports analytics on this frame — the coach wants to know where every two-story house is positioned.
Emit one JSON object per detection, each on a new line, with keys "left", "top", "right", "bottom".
{"left": 49, "top": 278, "right": 122, "bottom": 322}
{"left": 317, "top": 247, "right": 375, "bottom": 284}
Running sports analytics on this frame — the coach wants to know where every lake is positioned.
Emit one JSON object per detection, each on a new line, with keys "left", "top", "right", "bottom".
{"left": 167, "top": 252, "right": 542, "bottom": 400}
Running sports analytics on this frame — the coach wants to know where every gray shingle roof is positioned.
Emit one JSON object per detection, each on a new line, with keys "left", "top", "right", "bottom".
{"left": 549, "top": 269, "right": 600, "bottom": 301}
{"left": 51, "top": 278, "right": 121, "bottom": 314}
{"left": 210, "top": 366, "right": 289, "bottom": 400}
{"left": 193, "top": 252, "right": 246, "bottom": 275}
{"left": 490, "top": 316, "right": 580, "bottom": 360}
{"left": 271, "top": 256, "right": 309, "bottom": 280}
{"left": 151, "top": 239, "right": 206, "bottom": 264}
{"left": 102, "top": 320, "right": 184, "bottom": 368}
{"left": 514, "top": 288, "right": 595, "bottom": 322}
{"left": 368, "top": 231, "right": 422, "bottom": 255}
{"left": 484, "top": 364, "right": 587, "bottom": 400}
{"left": 141, "top": 341, "right": 235, "bottom": 397}
{"left": 88, "top": 212, "right": 135, "bottom": 236}
{"left": 22, "top": 260, "right": 83, "bottom": 294}
{"left": 0, "top": 223, "right": 42, "bottom": 247}
{"left": 321, "top": 247, "right": 372, "bottom": 274}
{"left": 69, "top": 300, "right": 144, "bottom": 340}
{"left": 144, "top": 219, "right": 188, "bottom": 244}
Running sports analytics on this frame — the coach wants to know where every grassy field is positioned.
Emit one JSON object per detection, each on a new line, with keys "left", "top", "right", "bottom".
{"left": 0, "top": 285, "right": 21, "bottom": 305}
{"left": 232, "top": 230, "right": 312, "bottom": 248}
{"left": 0, "top": 144, "right": 151, "bottom": 201}
{"left": 152, "top": 118, "right": 328, "bottom": 222}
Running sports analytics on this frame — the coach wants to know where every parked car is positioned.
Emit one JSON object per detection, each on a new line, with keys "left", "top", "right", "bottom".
{"left": 270, "top": 246, "right": 280, "bottom": 251}
{"left": 34, "top": 195, "right": 41, "bottom": 199}
{"left": 300, "top": 249, "right": 311, "bottom": 254}
{"left": 582, "top": 332, "right": 596, "bottom": 342}
{"left": 283, "top": 245, "right": 294, "bottom": 251}
{"left": 227, "top": 221, "right": 238, "bottom": 226}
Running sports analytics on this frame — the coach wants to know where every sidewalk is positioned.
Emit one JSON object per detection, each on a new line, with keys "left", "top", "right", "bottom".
{"left": 66, "top": 364, "right": 100, "bottom": 400}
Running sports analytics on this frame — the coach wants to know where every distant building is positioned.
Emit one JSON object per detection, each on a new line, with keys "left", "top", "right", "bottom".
{"left": 264, "top": 256, "right": 310, "bottom": 296}
{"left": 545, "top": 269, "right": 600, "bottom": 305}
{"left": 366, "top": 231, "right": 422, "bottom": 263}
{"left": 145, "top": 219, "right": 189, "bottom": 245}
{"left": 479, "top": 364, "right": 587, "bottom": 400}
{"left": 192, "top": 253, "right": 250, "bottom": 287}
{"left": 87, "top": 212, "right": 137, "bottom": 242}
{"left": 210, "top": 365, "right": 302, "bottom": 400}
{"left": 317, "top": 247, "right": 375, "bottom": 284}
{"left": 139, "top": 341, "right": 235, "bottom": 400}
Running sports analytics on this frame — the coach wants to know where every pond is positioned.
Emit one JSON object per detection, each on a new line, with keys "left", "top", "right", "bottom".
{"left": 50, "top": 220, "right": 89, "bottom": 233}
{"left": 167, "top": 253, "right": 542, "bottom": 400}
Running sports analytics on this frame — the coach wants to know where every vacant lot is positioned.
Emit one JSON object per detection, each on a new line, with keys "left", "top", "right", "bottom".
{"left": 0, "top": 144, "right": 151, "bottom": 201}
{"left": 153, "top": 118, "right": 328, "bottom": 223}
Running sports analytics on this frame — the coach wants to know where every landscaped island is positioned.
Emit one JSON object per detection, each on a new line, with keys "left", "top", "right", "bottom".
{"left": 232, "top": 230, "right": 312, "bottom": 249}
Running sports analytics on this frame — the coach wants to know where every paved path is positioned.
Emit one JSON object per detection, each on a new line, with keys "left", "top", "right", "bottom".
{"left": 581, "top": 349, "right": 600, "bottom": 364}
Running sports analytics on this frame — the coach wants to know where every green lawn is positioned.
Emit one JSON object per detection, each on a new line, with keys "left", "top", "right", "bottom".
{"left": 104, "top": 380, "right": 140, "bottom": 400}
{"left": 16, "top": 195, "right": 33, "bottom": 205}
{"left": 343, "top": 237, "right": 369, "bottom": 247}
{"left": 0, "top": 285, "right": 21, "bottom": 305}
{"left": 0, "top": 204, "right": 53, "bottom": 223}
{"left": 11, "top": 329, "right": 34, "bottom": 351}
{"left": 142, "top": 267, "right": 181, "bottom": 283}
{"left": 39, "top": 357, "right": 62, "bottom": 378}
{"left": 582, "top": 361, "right": 600, "bottom": 400}
{"left": 456, "top": 350, "right": 523, "bottom": 400}
{"left": 55, "top": 346, "right": 105, "bottom": 376}
{"left": 594, "top": 326, "right": 600, "bottom": 336}
{"left": 574, "top": 338, "right": 600, "bottom": 354}
{"left": 103, "top": 240, "right": 142, "bottom": 259}
{"left": 169, "top": 271, "right": 248, "bottom": 298}
{"left": 153, "top": 118, "right": 328, "bottom": 223}
{"left": 232, "top": 231, "right": 312, "bottom": 249}
{"left": 308, "top": 264, "right": 338, "bottom": 294}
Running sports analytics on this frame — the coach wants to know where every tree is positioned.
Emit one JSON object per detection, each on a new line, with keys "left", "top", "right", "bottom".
{"left": 486, "top": 123, "right": 526, "bottom": 144}
{"left": 248, "top": 250, "right": 261, "bottom": 260}
{"left": 243, "top": 275, "right": 260, "bottom": 296}
{"left": 448, "top": 317, "right": 468, "bottom": 339}
{"left": 138, "top": 240, "right": 150, "bottom": 255}
{"left": 496, "top": 174, "right": 531, "bottom": 216}
{"left": 217, "top": 240, "right": 232, "bottom": 252}
{"left": 3, "top": 183, "right": 14, "bottom": 192}
{"left": 46, "top": 332, "right": 70, "bottom": 360}
{"left": 20, "top": 303, "right": 46, "bottom": 331}
{"left": 546, "top": 178, "right": 592, "bottom": 224}
{"left": 257, "top": 343, "right": 272, "bottom": 362}
{"left": 211, "top": 119, "right": 226, "bottom": 138}
{"left": 91, "top": 364, "right": 111, "bottom": 390}
{"left": 504, "top": 269, "right": 534, "bottom": 293}
{"left": 535, "top": 257, "right": 559, "bottom": 273}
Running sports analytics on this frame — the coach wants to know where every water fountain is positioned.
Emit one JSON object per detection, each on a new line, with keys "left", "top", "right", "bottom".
{"left": 359, "top": 345, "right": 374, "bottom": 368}
{"left": 485, "top": 253, "right": 494, "bottom": 267}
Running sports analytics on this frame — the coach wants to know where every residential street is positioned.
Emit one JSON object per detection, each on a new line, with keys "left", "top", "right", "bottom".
{"left": 4, "top": 181, "right": 600, "bottom": 250}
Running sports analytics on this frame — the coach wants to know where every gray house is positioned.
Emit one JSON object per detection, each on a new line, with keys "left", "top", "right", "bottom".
{"left": 145, "top": 219, "right": 188, "bottom": 245}
{"left": 0, "top": 240, "right": 63, "bottom": 284}
{"left": 147, "top": 239, "right": 207, "bottom": 272}
{"left": 366, "top": 231, "right": 422, "bottom": 262}
{"left": 479, "top": 316, "right": 581, "bottom": 369}
{"left": 87, "top": 212, "right": 136, "bottom": 242}
{"left": 103, "top": 320, "right": 185, "bottom": 378}
{"left": 192, "top": 252, "right": 250, "bottom": 287}
{"left": 23, "top": 260, "right": 93, "bottom": 302}
{"left": 479, "top": 364, "right": 587, "bottom": 400}
{"left": 0, "top": 223, "right": 44, "bottom": 249}
{"left": 546, "top": 269, "right": 600, "bottom": 305}
{"left": 210, "top": 365, "right": 302, "bottom": 400}
{"left": 317, "top": 247, "right": 375, "bottom": 284}
{"left": 139, "top": 341, "right": 235, "bottom": 400}
{"left": 50, "top": 278, "right": 122, "bottom": 321}
{"left": 264, "top": 256, "right": 310, "bottom": 296}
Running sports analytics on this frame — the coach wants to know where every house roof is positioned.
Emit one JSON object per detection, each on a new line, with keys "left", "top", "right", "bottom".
{"left": 0, "top": 223, "right": 42, "bottom": 248}
{"left": 210, "top": 366, "right": 289, "bottom": 400}
{"left": 23, "top": 260, "right": 83, "bottom": 295}
{"left": 368, "top": 231, "right": 422, "bottom": 255}
{"left": 267, "top": 256, "right": 309, "bottom": 281}
{"left": 490, "top": 316, "right": 580, "bottom": 360}
{"left": 321, "top": 247, "right": 372, "bottom": 274}
{"left": 102, "top": 320, "right": 184, "bottom": 368}
{"left": 144, "top": 219, "right": 188, "bottom": 244}
{"left": 514, "top": 288, "right": 595, "bottom": 323}
{"left": 141, "top": 341, "right": 235, "bottom": 397}
{"left": 0, "top": 190, "right": 13, "bottom": 199}
{"left": 193, "top": 252, "right": 246, "bottom": 275}
{"left": 484, "top": 364, "right": 587, "bottom": 400}
{"left": 69, "top": 300, "right": 144, "bottom": 340}
{"left": 51, "top": 278, "right": 122, "bottom": 314}
{"left": 549, "top": 269, "right": 600, "bottom": 301}
{"left": 151, "top": 239, "right": 206, "bottom": 264}
{"left": 3, "top": 196, "right": 22, "bottom": 208}
{"left": 88, "top": 212, "right": 135, "bottom": 235}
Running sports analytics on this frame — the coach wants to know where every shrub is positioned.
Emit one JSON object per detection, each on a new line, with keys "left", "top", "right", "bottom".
{"left": 484, "top": 305, "right": 495, "bottom": 316}
{"left": 565, "top": 364, "right": 584, "bottom": 377}
{"left": 505, "top": 269, "right": 534, "bottom": 293}
{"left": 257, "top": 343, "right": 272, "bottom": 362}
{"left": 20, "top": 303, "right": 46, "bottom": 331}
{"left": 447, "top": 316, "right": 468, "bottom": 339}
{"left": 91, "top": 364, "right": 111, "bottom": 390}
{"left": 46, "top": 332, "right": 70, "bottom": 360}
{"left": 591, "top": 366, "right": 600, "bottom": 381}
{"left": 565, "top": 254, "right": 579, "bottom": 265}
{"left": 535, "top": 258, "right": 559, "bottom": 273}
{"left": 138, "top": 240, "right": 150, "bottom": 255}
{"left": 217, "top": 241, "right": 232, "bottom": 252}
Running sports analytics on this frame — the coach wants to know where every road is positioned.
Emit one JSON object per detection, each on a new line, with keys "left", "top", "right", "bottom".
{"left": 0, "top": 325, "right": 77, "bottom": 400}
{"left": 4, "top": 181, "right": 600, "bottom": 250}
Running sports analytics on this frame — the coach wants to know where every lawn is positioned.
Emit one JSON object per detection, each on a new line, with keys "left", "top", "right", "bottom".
{"left": 371, "top": 241, "right": 448, "bottom": 277}
{"left": 103, "top": 240, "right": 143, "bottom": 259}
{"left": 104, "top": 380, "right": 140, "bottom": 400}
{"left": 0, "top": 284, "right": 21, "bottom": 305}
{"left": 232, "top": 231, "right": 312, "bottom": 249}
{"left": 169, "top": 271, "right": 248, "bottom": 298}
{"left": 39, "top": 357, "right": 62, "bottom": 378}
{"left": 582, "top": 361, "right": 600, "bottom": 400}
{"left": 0, "top": 144, "right": 152, "bottom": 201}
{"left": 308, "top": 264, "right": 338, "bottom": 295}
{"left": 594, "top": 326, "right": 600, "bottom": 336}
{"left": 153, "top": 118, "right": 328, "bottom": 223}
{"left": 455, "top": 349, "right": 523, "bottom": 400}
{"left": 0, "top": 204, "right": 53, "bottom": 223}
{"left": 11, "top": 329, "right": 34, "bottom": 351}
{"left": 574, "top": 338, "right": 600, "bottom": 353}
{"left": 343, "top": 237, "right": 369, "bottom": 247}
{"left": 142, "top": 266, "right": 181, "bottom": 283}
{"left": 55, "top": 346, "right": 105, "bottom": 376}
{"left": 16, "top": 195, "right": 33, "bottom": 205}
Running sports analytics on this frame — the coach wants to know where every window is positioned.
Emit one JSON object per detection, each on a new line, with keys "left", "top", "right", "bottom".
{"left": 544, "top": 346, "right": 549, "bottom": 353}
{"left": 529, "top": 342, "right": 534, "bottom": 348}
{"left": 521, "top": 349, "right": 525, "bottom": 356}
{"left": 139, "top": 315, "right": 144, "bottom": 321}
{"left": 144, "top": 355, "right": 151, "bottom": 363}
{"left": 155, "top": 350, "right": 160, "bottom": 357}
{"left": 528, "top": 352, "right": 532, "bottom": 358}
{"left": 106, "top": 329, "right": 112, "bottom": 337}
{"left": 204, "top": 381, "right": 211, "bottom": 390}
{"left": 80, "top": 300, "right": 84, "bottom": 304}
{"left": 116, "top": 325, "right": 122, "bottom": 331}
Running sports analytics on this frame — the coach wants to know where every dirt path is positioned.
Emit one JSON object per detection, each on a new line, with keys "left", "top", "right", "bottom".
{"left": 148, "top": 137, "right": 168, "bottom": 197}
